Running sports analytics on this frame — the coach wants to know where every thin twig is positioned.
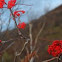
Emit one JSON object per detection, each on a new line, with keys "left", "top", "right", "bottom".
{"left": 9, "top": 9, "right": 30, "bottom": 40}
{"left": 29, "top": 23, "right": 33, "bottom": 52}
{"left": 15, "top": 39, "right": 29, "bottom": 56}
{"left": 42, "top": 57, "right": 58, "bottom": 62}
{"left": 16, "top": 4, "right": 32, "bottom": 6}
{"left": 34, "top": 21, "right": 46, "bottom": 50}
{"left": 1, "top": 42, "right": 15, "bottom": 53}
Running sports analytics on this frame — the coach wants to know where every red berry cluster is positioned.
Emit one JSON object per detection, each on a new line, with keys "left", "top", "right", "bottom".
{"left": 0, "top": 40, "right": 2, "bottom": 46}
{"left": 8, "top": 0, "right": 16, "bottom": 9}
{"left": 0, "top": 0, "right": 6, "bottom": 8}
{"left": 17, "top": 22, "right": 26, "bottom": 29}
{"left": 13, "top": 10, "right": 25, "bottom": 17}
{"left": 48, "top": 40, "right": 62, "bottom": 57}
{"left": 0, "top": 40, "right": 2, "bottom": 43}
{"left": 0, "top": 0, "right": 26, "bottom": 29}
{"left": 0, "top": 0, "right": 16, "bottom": 9}
{"left": 13, "top": 10, "right": 26, "bottom": 29}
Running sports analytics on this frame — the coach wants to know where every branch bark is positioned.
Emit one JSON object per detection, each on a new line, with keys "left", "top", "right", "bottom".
{"left": 42, "top": 57, "right": 58, "bottom": 62}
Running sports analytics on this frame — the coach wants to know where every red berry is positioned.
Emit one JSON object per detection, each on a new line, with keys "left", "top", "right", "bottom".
{"left": 17, "top": 22, "right": 26, "bottom": 29}
{"left": 13, "top": 10, "right": 25, "bottom": 18}
{"left": 0, "top": 0, "right": 6, "bottom": 8}
{"left": 0, "top": 40, "right": 2, "bottom": 43}
{"left": 8, "top": 0, "right": 16, "bottom": 9}
{"left": 20, "top": 10, "right": 25, "bottom": 14}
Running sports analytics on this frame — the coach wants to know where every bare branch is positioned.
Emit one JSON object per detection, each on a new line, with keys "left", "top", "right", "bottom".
{"left": 9, "top": 9, "right": 30, "bottom": 40}
{"left": 29, "top": 23, "right": 33, "bottom": 52}
{"left": 15, "top": 39, "right": 29, "bottom": 56}
{"left": 33, "top": 21, "right": 46, "bottom": 50}
{"left": 16, "top": 3, "right": 32, "bottom": 6}
{"left": 42, "top": 57, "right": 58, "bottom": 62}
{"left": 1, "top": 42, "right": 15, "bottom": 53}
